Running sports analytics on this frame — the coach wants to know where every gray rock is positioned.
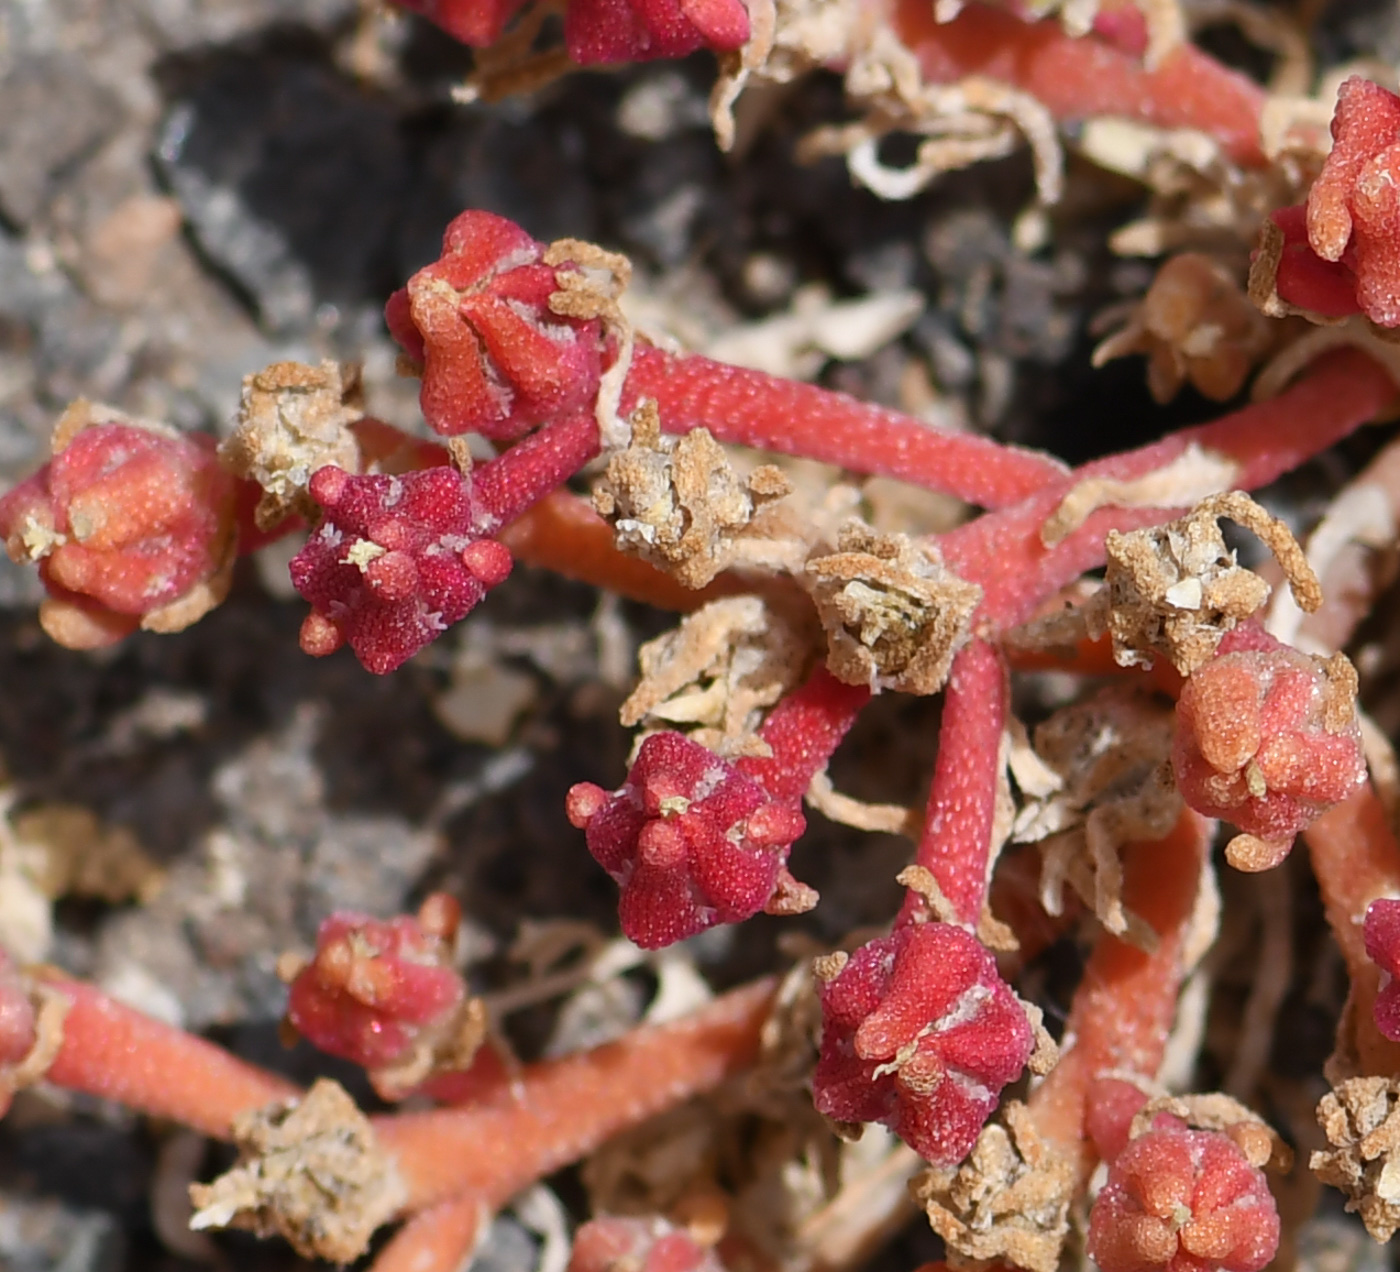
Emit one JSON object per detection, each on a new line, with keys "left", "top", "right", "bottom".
{"left": 0, "top": 56, "right": 122, "bottom": 226}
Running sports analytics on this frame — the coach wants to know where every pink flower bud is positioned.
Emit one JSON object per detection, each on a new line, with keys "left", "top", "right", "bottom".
{"left": 1173, "top": 643, "right": 1364, "bottom": 869}
{"left": 1088, "top": 1125, "right": 1279, "bottom": 1272}
{"left": 1307, "top": 77, "right": 1400, "bottom": 326}
{"left": 290, "top": 465, "right": 513, "bottom": 675}
{"left": 385, "top": 210, "right": 603, "bottom": 439}
{"left": 285, "top": 895, "right": 465, "bottom": 1072}
{"left": 392, "top": 0, "right": 528, "bottom": 45}
{"left": 0, "top": 414, "right": 238, "bottom": 648}
{"left": 564, "top": 0, "right": 750, "bottom": 63}
{"left": 567, "top": 1216, "right": 722, "bottom": 1272}
{"left": 812, "top": 923, "right": 1034, "bottom": 1165}
{"left": 1364, "top": 898, "right": 1400, "bottom": 1041}
{"left": 566, "top": 731, "right": 807, "bottom": 950}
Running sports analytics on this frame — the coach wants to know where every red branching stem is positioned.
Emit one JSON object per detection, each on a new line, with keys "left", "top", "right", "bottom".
{"left": 737, "top": 664, "right": 871, "bottom": 803}
{"left": 1027, "top": 811, "right": 1210, "bottom": 1164}
{"left": 623, "top": 344, "right": 1066, "bottom": 510}
{"left": 500, "top": 490, "right": 741, "bottom": 610}
{"left": 373, "top": 977, "right": 775, "bottom": 1212}
{"left": 369, "top": 1196, "right": 484, "bottom": 1272}
{"left": 940, "top": 350, "right": 1396, "bottom": 629}
{"left": 34, "top": 974, "right": 297, "bottom": 1138}
{"left": 888, "top": 0, "right": 1267, "bottom": 165}
{"left": 1303, "top": 785, "right": 1400, "bottom": 1074}
{"left": 472, "top": 409, "right": 601, "bottom": 529}
{"left": 897, "top": 638, "right": 1007, "bottom": 928}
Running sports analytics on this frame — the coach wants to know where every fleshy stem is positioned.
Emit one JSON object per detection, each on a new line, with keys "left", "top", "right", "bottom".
{"left": 1028, "top": 809, "right": 1210, "bottom": 1170}
{"left": 1303, "top": 785, "right": 1400, "bottom": 1074}
{"left": 896, "top": 637, "right": 1007, "bottom": 929}
{"left": 620, "top": 344, "right": 1068, "bottom": 511}
{"left": 31, "top": 973, "right": 297, "bottom": 1137}
{"left": 890, "top": 0, "right": 1267, "bottom": 165}
{"left": 939, "top": 349, "right": 1397, "bottom": 630}
{"left": 370, "top": 1196, "right": 485, "bottom": 1272}
{"left": 371, "top": 977, "right": 775, "bottom": 1212}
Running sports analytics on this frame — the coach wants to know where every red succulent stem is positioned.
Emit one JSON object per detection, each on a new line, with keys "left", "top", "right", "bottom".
{"left": 369, "top": 1196, "right": 484, "bottom": 1272}
{"left": 940, "top": 349, "right": 1396, "bottom": 630}
{"left": 623, "top": 344, "right": 1067, "bottom": 510}
{"left": 737, "top": 664, "right": 871, "bottom": 803}
{"left": 474, "top": 408, "right": 601, "bottom": 528}
{"left": 890, "top": 0, "right": 1267, "bottom": 166}
{"left": 896, "top": 638, "right": 1008, "bottom": 929}
{"left": 1030, "top": 811, "right": 1210, "bottom": 1170}
{"left": 373, "top": 978, "right": 775, "bottom": 1212}
{"left": 1304, "top": 785, "right": 1400, "bottom": 1074}
{"left": 33, "top": 974, "right": 297, "bottom": 1137}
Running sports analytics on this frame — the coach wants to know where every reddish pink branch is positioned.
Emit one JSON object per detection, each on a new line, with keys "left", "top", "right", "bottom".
{"left": 369, "top": 1196, "right": 484, "bottom": 1272}
{"left": 889, "top": 0, "right": 1266, "bottom": 165}
{"left": 940, "top": 349, "right": 1396, "bottom": 629}
{"left": 625, "top": 344, "right": 1066, "bottom": 510}
{"left": 34, "top": 974, "right": 297, "bottom": 1138}
{"left": 374, "top": 978, "right": 775, "bottom": 1212}
{"left": 897, "top": 637, "right": 1007, "bottom": 928}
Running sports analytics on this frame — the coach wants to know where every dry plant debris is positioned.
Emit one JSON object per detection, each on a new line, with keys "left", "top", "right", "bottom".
{"left": 189, "top": 1079, "right": 406, "bottom": 1263}
{"left": 911, "top": 1101, "right": 1073, "bottom": 1272}
{"left": 1012, "top": 685, "right": 1180, "bottom": 943}
{"left": 1094, "top": 491, "right": 1319, "bottom": 675}
{"left": 220, "top": 361, "right": 365, "bottom": 532}
{"left": 1311, "top": 1077, "right": 1400, "bottom": 1241}
{"left": 619, "top": 596, "right": 814, "bottom": 755}
{"left": 593, "top": 402, "right": 794, "bottom": 589}
{"left": 805, "top": 519, "right": 981, "bottom": 694}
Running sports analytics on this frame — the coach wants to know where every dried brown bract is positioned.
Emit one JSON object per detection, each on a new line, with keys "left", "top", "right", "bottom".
{"left": 1093, "top": 491, "right": 1319, "bottom": 675}
{"left": 188, "top": 1079, "right": 406, "bottom": 1263}
{"left": 805, "top": 520, "right": 981, "bottom": 694}
{"left": 1039, "top": 443, "right": 1240, "bottom": 547}
{"left": 220, "top": 361, "right": 364, "bottom": 532}
{"left": 1311, "top": 1077, "right": 1400, "bottom": 1241}
{"left": 620, "top": 596, "right": 815, "bottom": 755}
{"left": 593, "top": 403, "right": 793, "bottom": 589}
{"left": 1094, "top": 253, "right": 1271, "bottom": 403}
{"left": 911, "top": 1101, "right": 1073, "bottom": 1272}
{"left": 1012, "top": 686, "right": 1180, "bottom": 944}
{"left": 544, "top": 237, "right": 634, "bottom": 444}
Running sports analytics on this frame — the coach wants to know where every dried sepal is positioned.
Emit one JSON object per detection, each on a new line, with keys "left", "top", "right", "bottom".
{"left": 620, "top": 596, "right": 815, "bottom": 755}
{"left": 1312, "top": 1076, "right": 1400, "bottom": 1240}
{"left": 0, "top": 953, "right": 69, "bottom": 1115}
{"left": 805, "top": 520, "right": 981, "bottom": 694}
{"left": 1012, "top": 686, "right": 1180, "bottom": 944}
{"left": 593, "top": 403, "right": 793, "bottom": 589}
{"left": 1092, "top": 253, "right": 1270, "bottom": 403}
{"left": 1094, "top": 492, "right": 1318, "bottom": 676}
{"left": 188, "top": 1079, "right": 406, "bottom": 1263}
{"left": 911, "top": 1101, "right": 1073, "bottom": 1272}
{"left": 220, "top": 360, "right": 363, "bottom": 532}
